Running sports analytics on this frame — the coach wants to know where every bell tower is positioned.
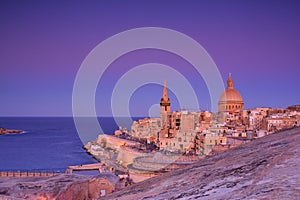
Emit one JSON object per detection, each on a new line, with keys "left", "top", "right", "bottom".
{"left": 160, "top": 81, "right": 170, "bottom": 128}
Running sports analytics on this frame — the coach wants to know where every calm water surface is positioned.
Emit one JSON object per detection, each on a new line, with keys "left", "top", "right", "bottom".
{"left": 0, "top": 117, "right": 140, "bottom": 172}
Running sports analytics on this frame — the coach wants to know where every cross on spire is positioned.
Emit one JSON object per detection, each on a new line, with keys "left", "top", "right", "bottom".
{"left": 227, "top": 73, "right": 234, "bottom": 88}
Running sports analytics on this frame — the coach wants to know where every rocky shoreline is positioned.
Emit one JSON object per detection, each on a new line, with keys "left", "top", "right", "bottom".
{"left": 84, "top": 134, "right": 203, "bottom": 183}
{"left": 0, "top": 128, "right": 22, "bottom": 135}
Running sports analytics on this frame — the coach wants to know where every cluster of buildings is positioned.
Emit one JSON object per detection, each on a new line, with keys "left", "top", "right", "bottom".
{"left": 129, "top": 74, "right": 300, "bottom": 156}
{"left": 85, "top": 73, "right": 299, "bottom": 186}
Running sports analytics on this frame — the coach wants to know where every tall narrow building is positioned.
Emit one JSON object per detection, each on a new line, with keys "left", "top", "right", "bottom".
{"left": 160, "top": 81, "right": 171, "bottom": 128}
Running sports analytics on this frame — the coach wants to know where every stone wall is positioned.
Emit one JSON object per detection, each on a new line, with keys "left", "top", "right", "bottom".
{"left": 132, "top": 152, "right": 180, "bottom": 171}
{"left": 97, "top": 135, "right": 139, "bottom": 150}
{"left": 0, "top": 171, "right": 59, "bottom": 177}
{"left": 116, "top": 146, "right": 148, "bottom": 167}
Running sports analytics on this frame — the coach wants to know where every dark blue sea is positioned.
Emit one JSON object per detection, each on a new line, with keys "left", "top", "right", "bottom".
{"left": 0, "top": 117, "right": 141, "bottom": 172}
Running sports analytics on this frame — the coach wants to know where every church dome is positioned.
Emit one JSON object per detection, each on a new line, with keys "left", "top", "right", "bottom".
{"left": 219, "top": 88, "right": 243, "bottom": 103}
{"left": 218, "top": 73, "right": 243, "bottom": 102}
{"left": 218, "top": 73, "right": 244, "bottom": 113}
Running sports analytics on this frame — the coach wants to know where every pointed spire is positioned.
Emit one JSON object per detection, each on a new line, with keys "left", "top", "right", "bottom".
{"left": 162, "top": 80, "right": 169, "bottom": 101}
{"left": 227, "top": 72, "right": 234, "bottom": 88}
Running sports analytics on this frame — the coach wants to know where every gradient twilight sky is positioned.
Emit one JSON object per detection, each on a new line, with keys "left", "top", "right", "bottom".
{"left": 0, "top": 0, "right": 299, "bottom": 117}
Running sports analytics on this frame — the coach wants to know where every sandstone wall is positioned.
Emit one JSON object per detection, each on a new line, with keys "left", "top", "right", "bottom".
{"left": 132, "top": 152, "right": 180, "bottom": 171}
{"left": 97, "top": 135, "right": 139, "bottom": 150}
{"left": 116, "top": 146, "right": 148, "bottom": 167}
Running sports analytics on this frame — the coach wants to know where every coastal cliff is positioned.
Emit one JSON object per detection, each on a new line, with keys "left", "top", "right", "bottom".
{"left": 104, "top": 127, "right": 300, "bottom": 199}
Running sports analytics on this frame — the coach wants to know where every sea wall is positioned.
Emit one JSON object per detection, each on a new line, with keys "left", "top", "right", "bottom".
{"left": 96, "top": 135, "right": 139, "bottom": 150}
{"left": 85, "top": 134, "right": 145, "bottom": 167}
{"left": 0, "top": 171, "right": 58, "bottom": 177}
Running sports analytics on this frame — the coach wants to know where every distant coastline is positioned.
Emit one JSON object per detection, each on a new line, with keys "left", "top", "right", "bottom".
{"left": 0, "top": 127, "right": 22, "bottom": 135}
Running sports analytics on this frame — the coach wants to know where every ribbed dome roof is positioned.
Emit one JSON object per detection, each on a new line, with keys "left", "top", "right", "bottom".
{"left": 218, "top": 73, "right": 243, "bottom": 103}
{"left": 219, "top": 88, "right": 243, "bottom": 102}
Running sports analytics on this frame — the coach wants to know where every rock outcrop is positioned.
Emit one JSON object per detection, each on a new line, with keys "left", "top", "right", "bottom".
{"left": 0, "top": 173, "right": 118, "bottom": 200}
{"left": 104, "top": 127, "right": 300, "bottom": 200}
{"left": 0, "top": 128, "right": 22, "bottom": 135}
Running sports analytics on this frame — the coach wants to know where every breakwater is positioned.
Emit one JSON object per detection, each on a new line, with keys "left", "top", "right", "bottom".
{"left": 0, "top": 171, "right": 59, "bottom": 177}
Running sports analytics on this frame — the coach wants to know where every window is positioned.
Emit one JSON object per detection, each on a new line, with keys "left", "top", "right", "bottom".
{"left": 100, "top": 190, "right": 106, "bottom": 197}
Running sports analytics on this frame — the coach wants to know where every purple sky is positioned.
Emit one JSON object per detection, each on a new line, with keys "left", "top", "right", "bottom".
{"left": 0, "top": 0, "right": 299, "bottom": 116}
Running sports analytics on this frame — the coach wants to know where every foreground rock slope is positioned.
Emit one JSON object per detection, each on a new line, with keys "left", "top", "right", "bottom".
{"left": 105, "top": 127, "right": 300, "bottom": 200}
{"left": 0, "top": 173, "right": 118, "bottom": 200}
